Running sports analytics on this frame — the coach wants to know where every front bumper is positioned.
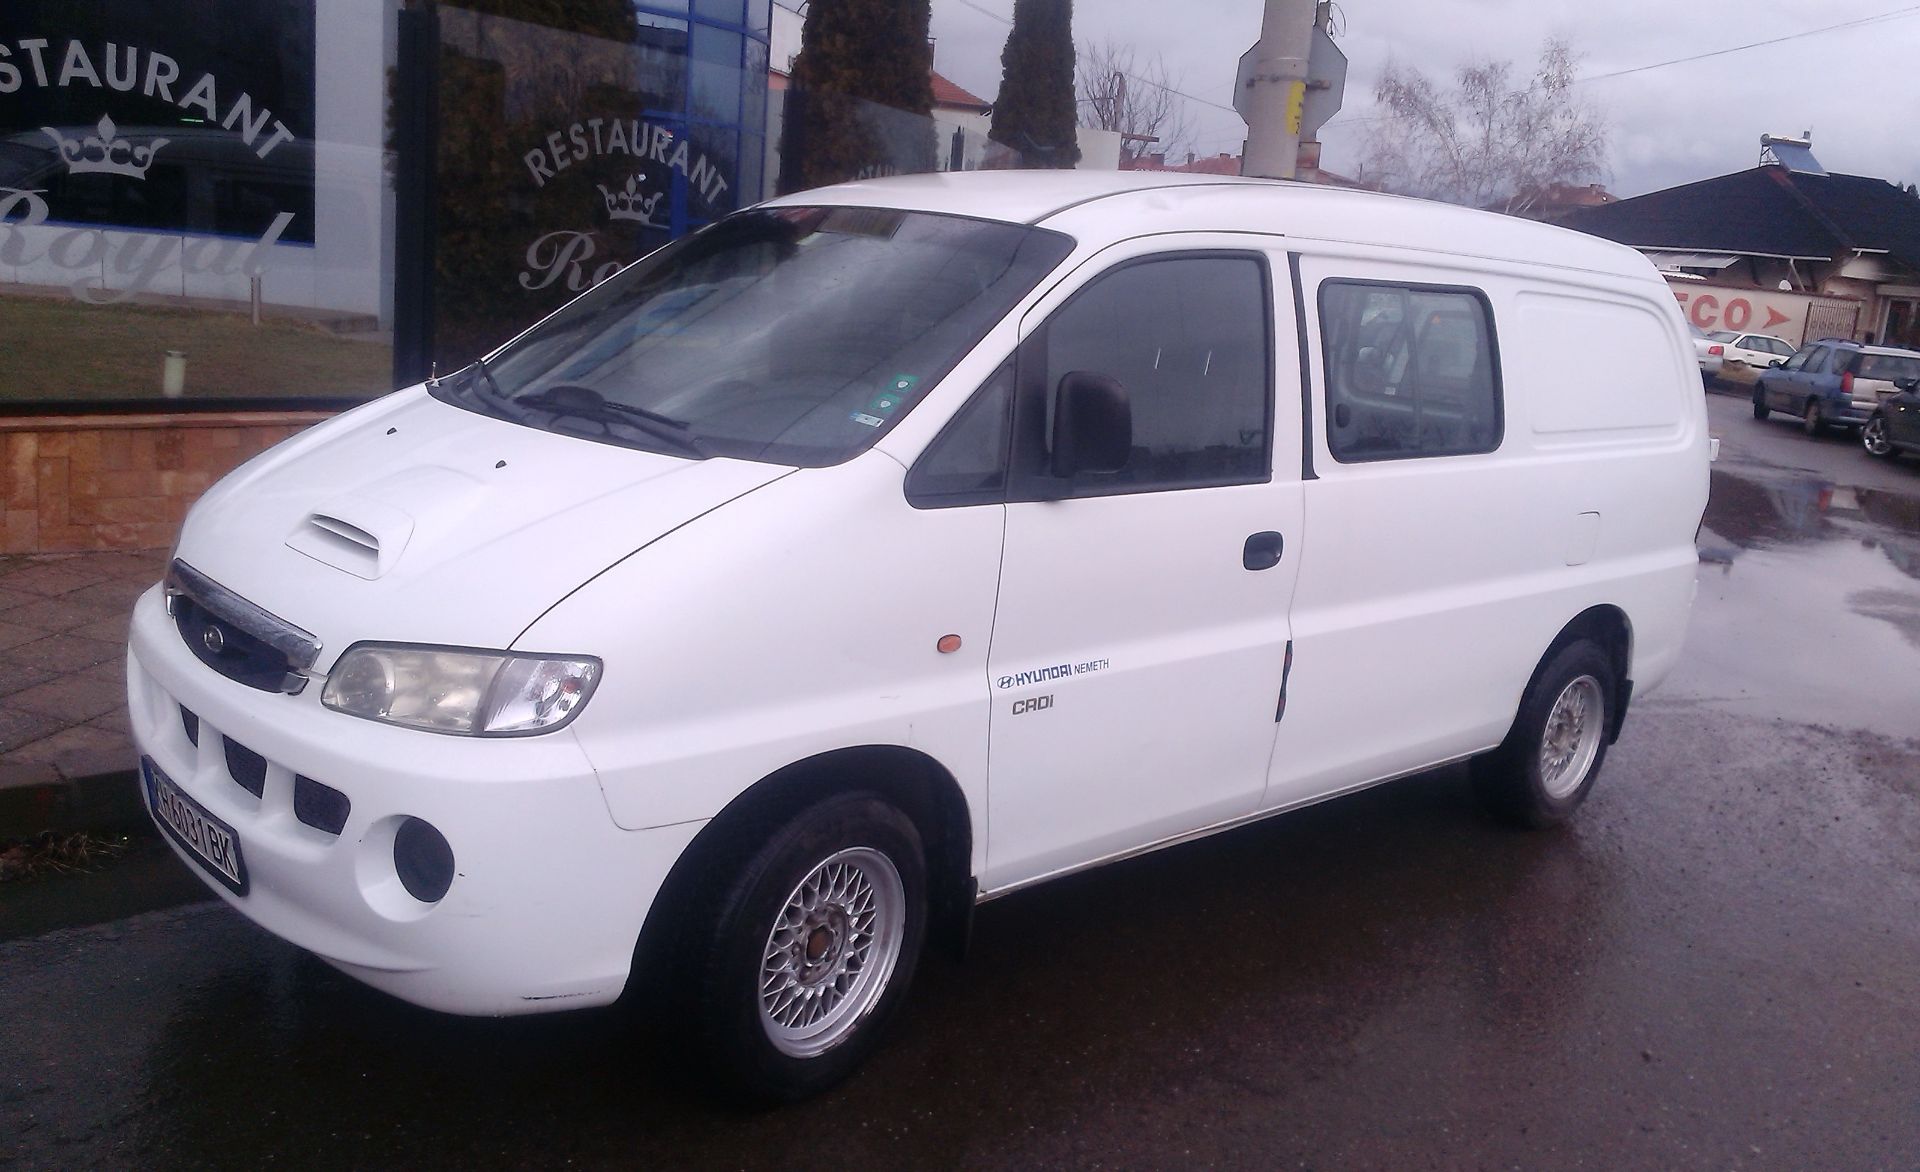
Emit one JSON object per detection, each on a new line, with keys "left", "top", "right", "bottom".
{"left": 126, "top": 585, "right": 702, "bottom": 1015}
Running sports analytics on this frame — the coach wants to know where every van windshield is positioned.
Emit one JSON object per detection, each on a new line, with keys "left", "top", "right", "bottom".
{"left": 435, "top": 207, "right": 1073, "bottom": 466}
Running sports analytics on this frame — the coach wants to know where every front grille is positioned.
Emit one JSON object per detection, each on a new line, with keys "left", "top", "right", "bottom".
{"left": 165, "top": 561, "right": 320, "bottom": 695}
{"left": 223, "top": 737, "right": 268, "bottom": 798}
{"left": 293, "top": 776, "right": 351, "bottom": 835}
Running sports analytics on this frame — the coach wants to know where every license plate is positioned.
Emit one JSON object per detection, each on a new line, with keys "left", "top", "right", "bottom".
{"left": 143, "top": 758, "right": 248, "bottom": 895}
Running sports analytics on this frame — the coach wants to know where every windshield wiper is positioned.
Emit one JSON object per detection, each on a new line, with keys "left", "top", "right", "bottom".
{"left": 513, "top": 383, "right": 708, "bottom": 459}
{"left": 437, "top": 355, "right": 514, "bottom": 419}
{"left": 472, "top": 354, "right": 507, "bottom": 404}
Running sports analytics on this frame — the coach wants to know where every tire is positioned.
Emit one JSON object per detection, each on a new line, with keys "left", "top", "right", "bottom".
{"left": 1802, "top": 400, "right": 1825, "bottom": 437}
{"left": 1863, "top": 414, "right": 1898, "bottom": 459}
{"left": 1472, "top": 640, "right": 1616, "bottom": 829}
{"left": 1752, "top": 389, "right": 1770, "bottom": 420}
{"left": 688, "top": 793, "right": 927, "bottom": 1104}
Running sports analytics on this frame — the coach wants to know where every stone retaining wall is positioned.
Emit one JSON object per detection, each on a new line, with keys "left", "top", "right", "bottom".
{"left": 2, "top": 412, "right": 330, "bottom": 554}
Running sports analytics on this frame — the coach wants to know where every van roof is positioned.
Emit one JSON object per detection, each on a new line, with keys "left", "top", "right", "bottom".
{"left": 763, "top": 171, "right": 1660, "bottom": 282}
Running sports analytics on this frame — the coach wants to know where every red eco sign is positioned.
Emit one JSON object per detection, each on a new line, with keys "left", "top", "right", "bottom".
{"left": 1672, "top": 289, "right": 1793, "bottom": 333}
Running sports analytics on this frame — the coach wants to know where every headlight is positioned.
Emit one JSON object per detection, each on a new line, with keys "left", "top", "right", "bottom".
{"left": 321, "top": 644, "right": 601, "bottom": 736}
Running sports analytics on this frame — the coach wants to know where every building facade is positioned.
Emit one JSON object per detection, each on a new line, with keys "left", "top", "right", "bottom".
{"left": 1560, "top": 145, "right": 1920, "bottom": 349}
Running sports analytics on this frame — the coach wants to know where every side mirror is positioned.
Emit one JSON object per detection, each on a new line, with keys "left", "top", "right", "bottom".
{"left": 1050, "top": 371, "right": 1131, "bottom": 477}
{"left": 1895, "top": 376, "right": 1920, "bottom": 393}
{"left": 1769, "top": 358, "right": 1786, "bottom": 368}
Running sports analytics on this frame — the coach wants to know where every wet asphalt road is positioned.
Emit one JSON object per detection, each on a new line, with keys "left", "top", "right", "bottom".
{"left": 4, "top": 391, "right": 1918, "bottom": 1169}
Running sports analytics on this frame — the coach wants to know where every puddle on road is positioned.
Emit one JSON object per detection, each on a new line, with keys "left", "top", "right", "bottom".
{"left": 1701, "top": 467, "right": 1920, "bottom": 573}
{"left": 1666, "top": 467, "right": 1920, "bottom": 733}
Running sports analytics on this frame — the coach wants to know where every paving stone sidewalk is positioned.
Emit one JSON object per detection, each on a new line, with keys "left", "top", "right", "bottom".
{"left": 0, "top": 549, "right": 165, "bottom": 790}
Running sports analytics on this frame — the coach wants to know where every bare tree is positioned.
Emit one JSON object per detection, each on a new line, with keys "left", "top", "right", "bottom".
{"left": 1077, "top": 39, "right": 1191, "bottom": 164}
{"left": 1361, "top": 39, "right": 1609, "bottom": 213}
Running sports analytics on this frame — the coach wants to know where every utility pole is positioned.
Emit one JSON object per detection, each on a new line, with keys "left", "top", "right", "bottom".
{"left": 1239, "top": 0, "right": 1316, "bottom": 179}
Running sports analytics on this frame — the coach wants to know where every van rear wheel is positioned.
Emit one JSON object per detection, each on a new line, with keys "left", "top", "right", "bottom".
{"left": 688, "top": 793, "right": 927, "bottom": 1103}
{"left": 1473, "top": 641, "right": 1616, "bottom": 829}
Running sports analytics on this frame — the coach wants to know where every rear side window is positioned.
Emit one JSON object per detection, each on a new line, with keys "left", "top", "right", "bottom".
{"left": 1318, "top": 282, "right": 1501, "bottom": 461}
{"left": 1855, "top": 353, "right": 1920, "bottom": 381}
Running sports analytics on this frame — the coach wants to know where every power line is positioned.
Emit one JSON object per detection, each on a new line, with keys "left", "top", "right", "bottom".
{"left": 1124, "top": 71, "right": 1238, "bottom": 115}
{"left": 952, "top": 0, "right": 1011, "bottom": 25}
{"left": 1579, "top": 3, "right": 1920, "bottom": 82}
{"left": 1321, "top": 3, "right": 1920, "bottom": 132}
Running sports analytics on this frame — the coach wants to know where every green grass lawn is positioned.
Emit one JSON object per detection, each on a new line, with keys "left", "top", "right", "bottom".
{"left": 0, "top": 299, "right": 394, "bottom": 403}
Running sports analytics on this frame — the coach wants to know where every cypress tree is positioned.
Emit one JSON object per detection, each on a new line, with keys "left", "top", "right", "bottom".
{"left": 778, "top": 0, "right": 936, "bottom": 193}
{"left": 989, "top": 0, "right": 1080, "bottom": 169}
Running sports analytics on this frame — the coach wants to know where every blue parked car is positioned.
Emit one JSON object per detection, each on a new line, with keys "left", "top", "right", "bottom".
{"left": 1753, "top": 339, "right": 1920, "bottom": 437}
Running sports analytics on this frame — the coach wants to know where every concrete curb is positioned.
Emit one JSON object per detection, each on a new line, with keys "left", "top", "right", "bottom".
{"left": 0, "top": 767, "right": 145, "bottom": 840}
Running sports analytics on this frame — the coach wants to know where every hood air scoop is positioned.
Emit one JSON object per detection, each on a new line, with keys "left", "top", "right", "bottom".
{"left": 282, "top": 465, "right": 489, "bottom": 580}
{"left": 286, "top": 503, "right": 412, "bottom": 580}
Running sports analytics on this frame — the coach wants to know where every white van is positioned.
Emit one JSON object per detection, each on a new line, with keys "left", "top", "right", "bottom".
{"left": 127, "top": 172, "right": 1709, "bottom": 1101}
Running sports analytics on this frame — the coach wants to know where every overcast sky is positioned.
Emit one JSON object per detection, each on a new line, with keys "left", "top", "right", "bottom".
{"left": 912, "top": 0, "right": 1920, "bottom": 196}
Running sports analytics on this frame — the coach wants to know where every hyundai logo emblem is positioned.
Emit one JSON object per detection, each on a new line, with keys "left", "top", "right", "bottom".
{"left": 202, "top": 624, "right": 227, "bottom": 655}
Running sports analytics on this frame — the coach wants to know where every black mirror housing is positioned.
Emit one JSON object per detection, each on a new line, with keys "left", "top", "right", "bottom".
{"left": 1050, "top": 371, "right": 1131, "bottom": 477}
{"left": 1894, "top": 376, "right": 1920, "bottom": 393}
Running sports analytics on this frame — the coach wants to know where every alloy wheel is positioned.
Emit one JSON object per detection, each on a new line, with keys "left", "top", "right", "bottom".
{"left": 757, "top": 846, "right": 906, "bottom": 1059}
{"left": 1539, "top": 675, "right": 1604, "bottom": 800}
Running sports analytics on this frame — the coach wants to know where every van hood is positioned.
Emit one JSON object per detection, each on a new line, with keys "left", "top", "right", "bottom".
{"left": 174, "top": 389, "right": 792, "bottom": 671}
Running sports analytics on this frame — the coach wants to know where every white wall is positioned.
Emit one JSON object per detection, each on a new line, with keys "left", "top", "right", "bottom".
{"left": 770, "top": 4, "right": 803, "bottom": 77}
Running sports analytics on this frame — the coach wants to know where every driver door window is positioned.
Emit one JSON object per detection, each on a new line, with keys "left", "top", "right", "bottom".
{"left": 1011, "top": 255, "right": 1272, "bottom": 499}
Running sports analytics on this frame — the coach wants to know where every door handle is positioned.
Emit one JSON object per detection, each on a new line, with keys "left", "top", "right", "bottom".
{"left": 1243, "top": 531, "right": 1284, "bottom": 571}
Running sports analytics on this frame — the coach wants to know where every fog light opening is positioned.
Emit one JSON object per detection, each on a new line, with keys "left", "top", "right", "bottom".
{"left": 393, "top": 817, "right": 455, "bottom": 904}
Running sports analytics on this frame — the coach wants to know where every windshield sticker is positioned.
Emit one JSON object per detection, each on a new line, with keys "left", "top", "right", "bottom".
{"left": 866, "top": 375, "right": 921, "bottom": 415}
{"left": 996, "top": 659, "right": 1108, "bottom": 689}
{"left": 849, "top": 411, "right": 885, "bottom": 427}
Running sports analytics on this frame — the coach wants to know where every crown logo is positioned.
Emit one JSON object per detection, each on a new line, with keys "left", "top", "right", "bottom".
{"left": 596, "top": 175, "right": 666, "bottom": 226}
{"left": 41, "top": 115, "right": 168, "bottom": 180}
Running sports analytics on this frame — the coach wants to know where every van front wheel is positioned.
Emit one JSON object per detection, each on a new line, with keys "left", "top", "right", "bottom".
{"left": 690, "top": 794, "right": 927, "bottom": 1103}
{"left": 1473, "top": 641, "right": 1616, "bottom": 828}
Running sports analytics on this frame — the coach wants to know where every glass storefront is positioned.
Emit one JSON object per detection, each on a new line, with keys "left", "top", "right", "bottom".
{"left": 0, "top": 0, "right": 775, "bottom": 409}
{"left": 422, "top": 1, "right": 771, "bottom": 374}
{"left": 2, "top": 0, "right": 389, "bottom": 406}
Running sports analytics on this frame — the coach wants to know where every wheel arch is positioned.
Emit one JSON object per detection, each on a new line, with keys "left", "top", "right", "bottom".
{"left": 625, "top": 744, "right": 976, "bottom": 1005}
{"left": 1537, "top": 605, "right": 1634, "bottom": 744}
